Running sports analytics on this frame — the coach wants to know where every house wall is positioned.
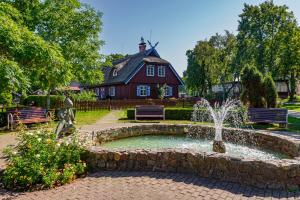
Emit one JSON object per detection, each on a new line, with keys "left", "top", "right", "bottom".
{"left": 92, "top": 63, "right": 181, "bottom": 99}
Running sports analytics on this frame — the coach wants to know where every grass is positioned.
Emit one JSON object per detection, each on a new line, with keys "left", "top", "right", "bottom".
{"left": 74, "top": 110, "right": 110, "bottom": 126}
{"left": 281, "top": 104, "right": 300, "bottom": 112}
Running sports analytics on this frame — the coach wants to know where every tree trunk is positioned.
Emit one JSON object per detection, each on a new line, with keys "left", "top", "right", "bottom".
{"left": 46, "top": 88, "right": 51, "bottom": 110}
{"left": 290, "top": 70, "right": 296, "bottom": 101}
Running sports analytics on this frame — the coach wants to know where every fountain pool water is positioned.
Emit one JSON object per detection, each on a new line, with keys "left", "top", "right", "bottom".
{"left": 100, "top": 135, "right": 288, "bottom": 160}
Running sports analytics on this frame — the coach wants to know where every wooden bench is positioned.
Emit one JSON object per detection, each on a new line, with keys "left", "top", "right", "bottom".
{"left": 7, "top": 107, "right": 51, "bottom": 129}
{"left": 248, "top": 108, "right": 288, "bottom": 128}
{"left": 135, "top": 105, "right": 165, "bottom": 120}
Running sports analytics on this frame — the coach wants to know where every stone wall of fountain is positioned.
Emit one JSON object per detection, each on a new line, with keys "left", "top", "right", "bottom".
{"left": 83, "top": 124, "right": 300, "bottom": 189}
{"left": 85, "top": 147, "right": 300, "bottom": 190}
{"left": 92, "top": 124, "right": 300, "bottom": 157}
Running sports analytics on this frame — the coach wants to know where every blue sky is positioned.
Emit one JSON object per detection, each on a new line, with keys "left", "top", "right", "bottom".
{"left": 80, "top": 0, "right": 300, "bottom": 76}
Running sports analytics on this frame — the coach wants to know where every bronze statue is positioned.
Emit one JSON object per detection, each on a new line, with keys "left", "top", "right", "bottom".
{"left": 55, "top": 94, "right": 76, "bottom": 139}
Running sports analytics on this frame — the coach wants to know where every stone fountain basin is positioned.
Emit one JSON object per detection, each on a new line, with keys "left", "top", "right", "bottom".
{"left": 84, "top": 124, "right": 300, "bottom": 189}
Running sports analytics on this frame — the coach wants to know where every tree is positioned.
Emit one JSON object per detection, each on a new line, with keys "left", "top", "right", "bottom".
{"left": 185, "top": 31, "right": 238, "bottom": 99}
{"left": 1, "top": 0, "right": 105, "bottom": 108}
{"left": 237, "top": 1, "right": 299, "bottom": 96}
{"left": 0, "top": 58, "right": 28, "bottom": 106}
{"left": 263, "top": 74, "right": 277, "bottom": 108}
{"left": 0, "top": 2, "right": 71, "bottom": 107}
{"left": 104, "top": 53, "right": 127, "bottom": 66}
{"left": 209, "top": 31, "right": 238, "bottom": 100}
{"left": 35, "top": 0, "right": 104, "bottom": 86}
{"left": 240, "top": 65, "right": 265, "bottom": 108}
{"left": 185, "top": 40, "right": 217, "bottom": 97}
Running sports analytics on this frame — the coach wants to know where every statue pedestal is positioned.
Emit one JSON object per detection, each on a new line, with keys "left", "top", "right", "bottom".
{"left": 213, "top": 140, "right": 226, "bottom": 153}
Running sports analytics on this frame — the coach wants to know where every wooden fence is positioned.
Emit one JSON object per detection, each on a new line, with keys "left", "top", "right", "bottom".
{"left": 54, "top": 98, "right": 201, "bottom": 111}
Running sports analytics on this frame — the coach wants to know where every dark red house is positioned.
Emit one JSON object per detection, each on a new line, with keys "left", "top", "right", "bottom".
{"left": 89, "top": 38, "right": 184, "bottom": 99}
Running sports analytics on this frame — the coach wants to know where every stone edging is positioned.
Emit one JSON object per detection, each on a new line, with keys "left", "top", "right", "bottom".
{"left": 93, "top": 124, "right": 300, "bottom": 157}
{"left": 83, "top": 124, "right": 300, "bottom": 189}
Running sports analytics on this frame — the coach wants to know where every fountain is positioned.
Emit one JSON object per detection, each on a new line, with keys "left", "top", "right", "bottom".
{"left": 192, "top": 98, "right": 244, "bottom": 153}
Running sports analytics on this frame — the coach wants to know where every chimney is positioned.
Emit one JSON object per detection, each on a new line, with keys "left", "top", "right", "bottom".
{"left": 139, "top": 37, "right": 146, "bottom": 52}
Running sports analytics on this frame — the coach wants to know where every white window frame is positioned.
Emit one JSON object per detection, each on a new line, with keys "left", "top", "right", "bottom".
{"left": 139, "top": 85, "right": 147, "bottom": 96}
{"left": 113, "top": 69, "right": 117, "bottom": 77}
{"left": 109, "top": 86, "right": 115, "bottom": 97}
{"left": 165, "top": 86, "right": 173, "bottom": 97}
{"left": 146, "top": 65, "right": 155, "bottom": 76}
{"left": 158, "top": 66, "right": 166, "bottom": 77}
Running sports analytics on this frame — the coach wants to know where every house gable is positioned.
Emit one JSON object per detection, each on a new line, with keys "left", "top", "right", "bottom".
{"left": 128, "top": 62, "right": 183, "bottom": 85}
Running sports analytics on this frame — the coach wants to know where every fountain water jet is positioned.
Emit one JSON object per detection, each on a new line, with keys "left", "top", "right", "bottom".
{"left": 192, "top": 99, "right": 243, "bottom": 153}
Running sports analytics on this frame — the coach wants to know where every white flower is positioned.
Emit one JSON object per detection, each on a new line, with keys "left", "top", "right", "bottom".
{"left": 37, "top": 138, "right": 41, "bottom": 142}
{"left": 12, "top": 151, "right": 17, "bottom": 155}
{"left": 25, "top": 132, "right": 33, "bottom": 136}
{"left": 36, "top": 154, "right": 40, "bottom": 158}
{"left": 56, "top": 143, "right": 61, "bottom": 147}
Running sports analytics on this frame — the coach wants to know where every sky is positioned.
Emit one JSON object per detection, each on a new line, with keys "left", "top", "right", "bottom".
{"left": 80, "top": 0, "right": 300, "bottom": 76}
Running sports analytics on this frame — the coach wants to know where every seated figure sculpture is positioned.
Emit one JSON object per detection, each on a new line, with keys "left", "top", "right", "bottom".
{"left": 55, "top": 94, "right": 76, "bottom": 139}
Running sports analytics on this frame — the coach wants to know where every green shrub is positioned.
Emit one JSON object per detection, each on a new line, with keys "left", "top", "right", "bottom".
{"left": 240, "top": 65, "right": 265, "bottom": 108}
{"left": 263, "top": 74, "right": 277, "bottom": 108}
{"left": 127, "top": 109, "right": 135, "bottom": 119}
{"left": 2, "top": 130, "right": 86, "bottom": 190}
{"left": 22, "top": 95, "right": 64, "bottom": 108}
{"left": 70, "top": 91, "right": 96, "bottom": 101}
{"left": 127, "top": 108, "right": 193, "bottom": 120}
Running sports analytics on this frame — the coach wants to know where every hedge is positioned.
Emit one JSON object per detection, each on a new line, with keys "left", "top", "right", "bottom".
{"left": 127, "top": 108, "right": 193, "bottom": 120}
{"left": 22, "top": 95, "right": 64, "bottom": 109}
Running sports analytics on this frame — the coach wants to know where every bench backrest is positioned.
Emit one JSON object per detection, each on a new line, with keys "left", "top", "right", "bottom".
{"left": 135, "top": 105, "right": 164, "bottom": 115}
{"left": 7, "top": 107, "right": 48, "bottom": 121}
{"left": 248, "top": 108, "right": 288, "bottom": 122}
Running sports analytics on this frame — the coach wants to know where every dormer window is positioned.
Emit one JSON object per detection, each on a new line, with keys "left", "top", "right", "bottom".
{"left": 113, "top": 69, "right": 117, "bottom": 77}
{"left": 146, "top": 65, "right": 155, "bottom": 76}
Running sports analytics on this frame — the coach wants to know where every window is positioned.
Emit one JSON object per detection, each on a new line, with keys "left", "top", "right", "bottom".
{"left": 100, "top": 88, "right": 105, "bottom": 99}
{"left": 113, "top": 69, "right": 117, "bottom": 77}
{"left": 109, "top": 86, "right": 115, "bottom": 96}
{"left": 146, "top": 65, "right": 155, "bottom": 76}
{"left": 158, "top": 66, "right": 165, "bottom": 77}
{"left": 165, "top": 86, "right": 173, "bottom": 97}
{"left": 137, "top": 85, "right": 150, "bottom": 97}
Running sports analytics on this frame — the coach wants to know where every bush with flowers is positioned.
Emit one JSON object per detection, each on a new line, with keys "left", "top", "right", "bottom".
{"left": 1, "top": 130, "right": 87, "bottom": 190}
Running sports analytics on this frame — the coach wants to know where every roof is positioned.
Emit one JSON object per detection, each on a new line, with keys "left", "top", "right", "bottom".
{"left": 99, "top": 48, "right": 184, "bottom": 86}
{"left": 143, "top": 56, "right": 169, "bottom": 65}
{"left": 101, "top": 48, "right": 159, "bottom": 85}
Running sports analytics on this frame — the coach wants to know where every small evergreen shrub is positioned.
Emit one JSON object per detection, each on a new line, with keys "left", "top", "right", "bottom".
{"left": 263, "top": 74, "right": 277, "bottom": 108}
{"left": 240, "top": 65, "right": 265, "bottom": 108}
{"left": 2, "top": 130, "right": 86, "bottom": 190}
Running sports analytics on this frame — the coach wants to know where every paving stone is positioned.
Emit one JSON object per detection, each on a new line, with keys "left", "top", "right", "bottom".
{"left": 1, "top": 171, "right": 299, "bottom": 200}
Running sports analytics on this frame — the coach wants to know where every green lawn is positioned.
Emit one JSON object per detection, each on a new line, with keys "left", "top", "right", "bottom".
{"left": 281, "top": 104, "right": 300, "bottom": 112}
{"left": 75, "top": 110, "right": 110, "bottom": 126}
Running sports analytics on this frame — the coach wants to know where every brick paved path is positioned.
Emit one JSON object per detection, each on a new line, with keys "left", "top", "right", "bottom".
{"left": 1, "top": 171, "right": 299, "bottom": 200}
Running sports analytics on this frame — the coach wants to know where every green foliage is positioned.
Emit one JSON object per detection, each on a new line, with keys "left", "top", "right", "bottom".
{"left": 127, "top": 109, "right": 135, "bottom": 119}
{"left": 240, "top": 65, "right": 265, "bottom": 108}
{"left": 237, "top": 1, "right": 297, "bottom": 74}
{"left": 104, "top": 53, "right": 127, "bottom": 66}
{"left": 156, "top": 83, "right": 167, "bottom": 100}
{"left": 185, "top": 31, "right": 238, "bottom": 98}
{"left": 0, "top": 1, "right": 105, "bottom": 108}
{"left": 70, "top": 91, "right": 96, "bottom": 101}
{"left": 263, "top": 74, "right": 277, "bottom": 108}
{"left": 2, "top": 130, "right": 86, "bottom": 190}
{"left": 127, "top": 108, "right": 193, "bottom": 120}
{"left": 23, "top": 95, "right": 64, "bottom": 108}
{"left": 0, "top": 58, "right": 29, "bottom": 106}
